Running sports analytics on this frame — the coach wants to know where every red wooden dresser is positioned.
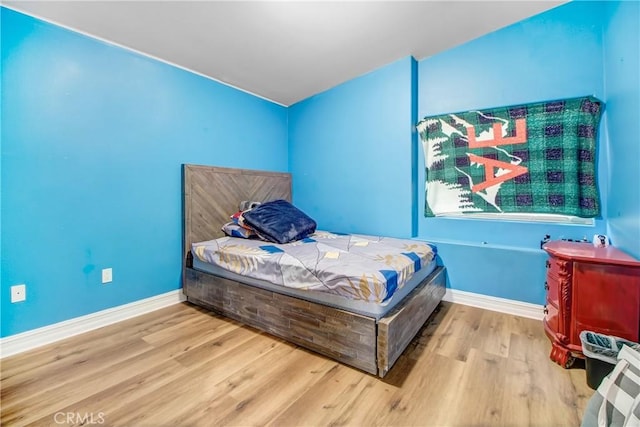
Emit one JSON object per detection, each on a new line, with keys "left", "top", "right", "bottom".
{"left": 542, "top": 241, "right": 640, "bottom": 368}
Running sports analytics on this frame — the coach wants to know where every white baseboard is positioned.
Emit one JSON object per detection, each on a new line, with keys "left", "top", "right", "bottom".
{"left": 0, "top": 290, "right": 186, "bottom": 359}
{"left": 0, "top": 288, "right": 542, "bottom": 358}
{"left": 443, "top": 288, "right": 544, "bottom": 320}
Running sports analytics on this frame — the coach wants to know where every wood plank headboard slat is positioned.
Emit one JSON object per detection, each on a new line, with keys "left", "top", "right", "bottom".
{"left": 182, "top": 164, "right": 292, "bottom": 259}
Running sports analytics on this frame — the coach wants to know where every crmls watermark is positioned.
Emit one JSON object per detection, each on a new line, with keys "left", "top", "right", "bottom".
{"left": 53, "top": 412, "right": 105, "bottom": 425}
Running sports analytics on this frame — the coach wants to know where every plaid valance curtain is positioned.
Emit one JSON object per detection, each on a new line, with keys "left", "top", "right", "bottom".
{"left": 416, "top": 96, "right": 603, "bottom": 218}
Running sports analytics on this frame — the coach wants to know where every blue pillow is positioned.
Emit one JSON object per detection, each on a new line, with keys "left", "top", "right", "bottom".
{"left": 241, "top": 200, "right": 317, "bottom": 244}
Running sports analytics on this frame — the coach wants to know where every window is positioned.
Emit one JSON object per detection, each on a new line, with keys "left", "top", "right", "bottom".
{"left": 416, "top": 96, "right": 602, "bottom": 224}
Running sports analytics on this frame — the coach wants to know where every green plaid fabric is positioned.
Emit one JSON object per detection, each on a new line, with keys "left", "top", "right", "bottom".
{"left": 416, "top": 96, "right": 603, "bottom": 218}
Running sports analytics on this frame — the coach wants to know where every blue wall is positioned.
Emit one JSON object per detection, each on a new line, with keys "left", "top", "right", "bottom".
{"left": 2, "top": 0, "right": 638, "bottom": 338}
{"left": 416, "top": 1, "right": 609, "bottom": 303}
{"left": 289, "top": 56, "right": 417, "bottom": 238}
{"left": 289, "top": 1, "right": 624, "bottom": 305}
{"left": 0, "top": 8, "right": 288, "bottom": 337}
{"left": 602, "top": 1, "right": 640, "bottom": 259}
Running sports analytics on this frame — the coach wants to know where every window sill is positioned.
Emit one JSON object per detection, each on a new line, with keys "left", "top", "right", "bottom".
{"left": 431, "top": 213, "right": 595, "bottom": 226}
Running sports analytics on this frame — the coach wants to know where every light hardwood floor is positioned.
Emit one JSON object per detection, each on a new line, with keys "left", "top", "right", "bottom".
{"left": 1, "top": 301, "right": 593, "bottom": 426}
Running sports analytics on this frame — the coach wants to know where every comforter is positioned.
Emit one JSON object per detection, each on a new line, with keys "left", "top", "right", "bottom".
{"left": 192, "top": 231, "right": 436, "bottom": 304}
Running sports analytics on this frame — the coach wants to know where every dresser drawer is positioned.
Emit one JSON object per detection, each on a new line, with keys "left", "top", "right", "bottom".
{"left": 545, "top": 275, "right": 560, "bottom": 306}
{"left": 547, "top": 257, "right": 572, "bottom": 281}
{"left": 544, "top": 301, "right": 559, "bottom": 336}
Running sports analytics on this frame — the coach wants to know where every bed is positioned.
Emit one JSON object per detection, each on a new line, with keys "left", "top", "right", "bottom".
{"left": 182, "top": 164, "right": 446, "bottom": 377}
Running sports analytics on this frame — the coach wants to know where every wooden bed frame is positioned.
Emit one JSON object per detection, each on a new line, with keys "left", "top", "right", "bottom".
{"left": 182, "top": 164, "right": 446, "bottom": 377}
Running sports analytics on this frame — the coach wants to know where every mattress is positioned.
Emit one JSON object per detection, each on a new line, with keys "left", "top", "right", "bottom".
{"left": 191, "top": 231, "right": 438, "bottom": 319}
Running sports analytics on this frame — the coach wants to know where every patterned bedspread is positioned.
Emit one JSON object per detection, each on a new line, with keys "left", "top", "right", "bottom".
{"left": 192, "top": 231, "right": 437, "bottom": 304}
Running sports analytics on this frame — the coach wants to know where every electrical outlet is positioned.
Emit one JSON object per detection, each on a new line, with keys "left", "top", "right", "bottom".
{"left": 102, "top": 268, "right": 113, "bottom": 284}
{"left": 11, "top": 284, "right": 26, "bottom": 303}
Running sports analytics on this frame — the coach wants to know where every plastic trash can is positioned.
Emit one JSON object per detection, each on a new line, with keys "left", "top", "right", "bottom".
{"left": 580, "top": 331, "right": 640, "bottom": 389}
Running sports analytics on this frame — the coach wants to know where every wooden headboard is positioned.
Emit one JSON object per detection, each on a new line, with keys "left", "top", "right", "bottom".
{"left": 182, "top": 164, "right": 292, "bottom": 260}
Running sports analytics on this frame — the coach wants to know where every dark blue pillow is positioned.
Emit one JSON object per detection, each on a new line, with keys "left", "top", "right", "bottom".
{"left": 241, "top": 200, "right": 316, "bottom": 244}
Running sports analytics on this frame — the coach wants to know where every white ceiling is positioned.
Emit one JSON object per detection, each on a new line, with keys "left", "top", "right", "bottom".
{"left": 2, "top": 1, "right": 565, "bottom": 106}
